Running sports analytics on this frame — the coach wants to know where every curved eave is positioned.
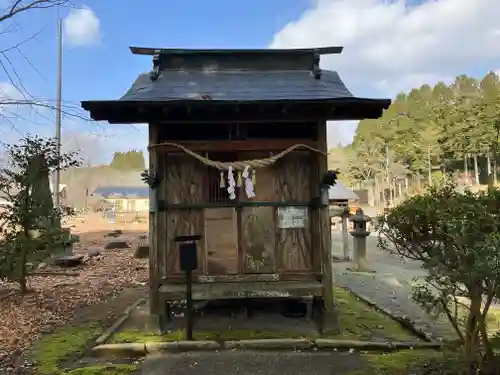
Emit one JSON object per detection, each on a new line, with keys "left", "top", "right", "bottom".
{"left": 81, "top": 98, "right": 391, "bottom": 124}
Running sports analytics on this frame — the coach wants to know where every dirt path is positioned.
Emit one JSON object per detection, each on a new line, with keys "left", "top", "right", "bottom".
{"left": 332, "top": 232, "right": 455, "bottom": 339}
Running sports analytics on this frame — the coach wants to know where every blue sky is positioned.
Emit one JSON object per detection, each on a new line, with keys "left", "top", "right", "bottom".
{"left": 0, "top": 0, "right": 498, "bottom": 163}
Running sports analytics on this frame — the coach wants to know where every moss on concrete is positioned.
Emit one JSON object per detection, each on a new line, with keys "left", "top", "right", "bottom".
{"left": 328, "top": 287, "right": 415, "bottom": 341}
{"left": 29, "top": 324, "right": 138, "bottom": 375}
{"left": 110, "top": 329, "right": 306, "bottom": 343}
{"left": 31, "top": 324, "right": 101, "bottom": 375}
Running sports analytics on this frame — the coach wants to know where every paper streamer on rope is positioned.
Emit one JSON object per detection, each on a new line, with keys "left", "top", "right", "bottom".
{"left": 242, "top": 166, "right": 250, "bottom": 179}
{"left": 227, "top": 166, "right": 236, "bottom": 200}
{"left": 237, "top": 172, "right": 242, "bottom": 187}
{"left": 241, "top": 166, "right": 255, "bottom": 198}
{"left": 219, "top": 171, "right": 225, "bottom": 188}
{"left": 245, "top": 176, "right": 255, "bottom": 198}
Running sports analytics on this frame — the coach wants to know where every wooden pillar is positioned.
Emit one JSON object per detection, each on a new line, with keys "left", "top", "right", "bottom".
{"left": 148, "top": 123, "right": 160, "bottom": 314}
{"left": 317, "top": 120, "right": 334, "bottom": 313}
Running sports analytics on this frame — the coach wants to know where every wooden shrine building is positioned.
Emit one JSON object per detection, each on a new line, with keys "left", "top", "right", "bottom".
{"left": 82, "top": 46, "right": 391, "bottom": 320}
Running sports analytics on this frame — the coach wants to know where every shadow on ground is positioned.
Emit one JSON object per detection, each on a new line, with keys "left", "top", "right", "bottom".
{"left": 120, "top": 299, "right": 321, "bottom": 339}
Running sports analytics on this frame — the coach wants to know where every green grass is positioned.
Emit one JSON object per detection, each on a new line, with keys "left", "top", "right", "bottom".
{"left": 328, "top": 288, "right": 415, "bottom": 341}
{"left": 110, "top": 287, "right": 417, "bottom": 344}
{"left": 30, "top": 324, "right": 101, "bottom": 375}
{"left": 29, "top": 324, "right": 138, "bottom": 375}
{"left": 350, "top": 350, "right": 442, "bottom": 375}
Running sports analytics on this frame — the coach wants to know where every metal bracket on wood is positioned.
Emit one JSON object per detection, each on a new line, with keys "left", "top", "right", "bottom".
{"left": 312, "top": 53, "right": 321, "bottom": 80}
{"left": 149, "top": 53, "right": 161, "bottom": 81}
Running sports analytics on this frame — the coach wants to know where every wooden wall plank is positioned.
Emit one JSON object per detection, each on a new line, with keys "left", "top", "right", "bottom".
{"left": 164, "top": 154, "right": 205, "bottom": 275}
{"left": 241, "top": 206, "right": 276, "bottom": 273}
{"left": 205, "top": 208, "right": 238, "bottom": 275}
{"left": 274, "top": 152, "right": 312, "bottom": 272}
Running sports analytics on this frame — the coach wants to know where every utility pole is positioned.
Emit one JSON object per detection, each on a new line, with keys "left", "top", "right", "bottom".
{"left": 84, "top": 160, "right": 91, "bottom": 211}
{"left": 54, "top": 16, "right": 63, "bottom": 208}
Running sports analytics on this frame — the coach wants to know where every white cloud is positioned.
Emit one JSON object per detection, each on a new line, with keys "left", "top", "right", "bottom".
{"left": 63, "top": 6, "right": 101, "bottom": 46}
{"left": 0, "top": 82, "right": 23, "bottom": 101}
{"left": 270, "top": 0, "right": 500, "bottom": 145}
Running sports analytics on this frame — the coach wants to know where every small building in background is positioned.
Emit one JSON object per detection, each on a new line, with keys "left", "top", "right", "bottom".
{"left": 91, "top": 186, "right": 149, "bottom": 212}
{"left": 329, "top": 181, "right": 359, "bottom": 203}
{"left": 329, "top": 181, "right": 359, "bottom": 219}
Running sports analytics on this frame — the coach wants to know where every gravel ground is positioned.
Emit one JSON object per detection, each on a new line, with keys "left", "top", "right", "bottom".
{"left": 0, "top": 214, "right": 149, "bottom": 372}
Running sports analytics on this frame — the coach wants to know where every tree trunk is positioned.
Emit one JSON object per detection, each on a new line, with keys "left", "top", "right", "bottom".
{"left": 427, "top": 145, "right": 432, "bottom": 186}
{"left": 19, "top": 229, "right": 30, "bottom": 295}
{"left": 464, "top": 291, "right": 482, "bottom": 369}
{"left": 464, "top": 155, "right": 469, "bottom": 184}
{"left": 390, "top": 179, "right": 394, "bottom": 204}
{"left": 494, "top": 157, "right": 498, "bottom": 185}
{"left": 487, "top": 154, "right": 491, "bottom": 177}
{"left": 473, "top": 154, "right": 479, "bottom": 185}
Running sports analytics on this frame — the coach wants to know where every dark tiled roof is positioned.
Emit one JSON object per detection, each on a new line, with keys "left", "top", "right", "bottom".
{"left": 92, "top": 186, "right": 149, "bottom": 199}
{"left": 119, "top": 70, "right": 354, "bottom": 102}
{"left": 81, "top": 46, "right": 391, "bottom": 121}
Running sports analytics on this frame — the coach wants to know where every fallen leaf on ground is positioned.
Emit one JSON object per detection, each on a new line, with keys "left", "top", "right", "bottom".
{"left": 0, "top": 213, "right": 149, "bottom": 371}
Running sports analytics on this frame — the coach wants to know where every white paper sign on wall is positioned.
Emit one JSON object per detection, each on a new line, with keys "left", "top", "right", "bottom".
{"left": 277, "top": 206, "right": 308, "bottom": 229}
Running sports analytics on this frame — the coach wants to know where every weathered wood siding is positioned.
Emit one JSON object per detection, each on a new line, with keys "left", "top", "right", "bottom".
{"left": 238, "top": 152, "right": 277, "bottom": 273}
{"left": 163, "top": 154, "right": 205, "bottom": 276}
{"left": 275, "top": 152, "right": 312, "bottom": 272}
{"left": 241, "top": 206, "right": 276, "bottom": 273}
{"left": 159, "top": 149, "right": 316, "bottom": 279}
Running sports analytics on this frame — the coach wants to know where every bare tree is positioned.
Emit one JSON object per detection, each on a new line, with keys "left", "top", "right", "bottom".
{"left": 1, "top": 1, "right": 70, "bottom": 23}
{"left": 61, "top": 130, "right": 102, "bottom": 166}
{"left": 0, "top": 1, "right": 92, "bottom": 131}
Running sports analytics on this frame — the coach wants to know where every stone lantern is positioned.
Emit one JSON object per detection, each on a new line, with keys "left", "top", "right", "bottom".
{"left": 349, "top": 208, "right": 372, "bottom": 271}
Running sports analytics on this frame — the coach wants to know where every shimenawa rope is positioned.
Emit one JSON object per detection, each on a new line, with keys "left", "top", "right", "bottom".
{"left": 148, "top": 142, "right": 326, "bottom": 171}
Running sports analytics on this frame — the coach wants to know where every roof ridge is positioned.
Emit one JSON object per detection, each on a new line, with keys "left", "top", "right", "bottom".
{"left": 161, "top": 69, "right": 317, "bottom": 73}
{"left": 130, "top": 46, "right": 343, "bottom": 56}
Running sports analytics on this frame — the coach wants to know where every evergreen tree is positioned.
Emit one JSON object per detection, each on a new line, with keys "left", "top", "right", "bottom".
{"left": 332, "top": 71, "right": 500, "bottom": 190}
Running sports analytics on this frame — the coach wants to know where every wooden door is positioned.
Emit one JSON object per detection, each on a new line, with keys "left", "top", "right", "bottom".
{"left": 204, "top": 207, "right": 238, "bottom": 275}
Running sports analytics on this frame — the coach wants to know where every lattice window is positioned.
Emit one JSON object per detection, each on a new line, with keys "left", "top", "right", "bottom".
{"left": 207, "top": 152, "right": 239, "bottom": 204}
